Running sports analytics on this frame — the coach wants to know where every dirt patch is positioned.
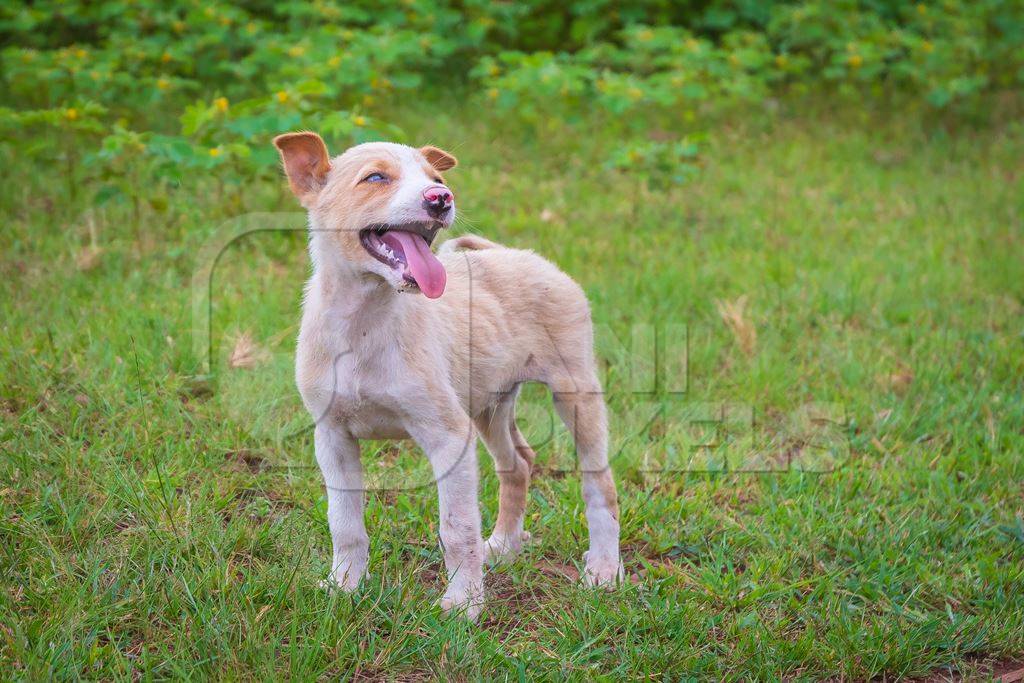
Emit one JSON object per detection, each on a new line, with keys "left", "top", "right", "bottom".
{"left": 351, "top": 666, "right": 434, "bottom": 682}
{"left": 482, "top": 570, "right": 560, "bottom": 633}
{"left": 993, "top": 661, "right": 1024, "bottom": 682}
{"left": 112, "top": 514, "right": 138, "bottom": 532}
{"left": 909, "top": 657, "right": 1024, "bottom": 682}
{"left": 225, "top": 449, "right": 269, "bottom": 473}
{"left": 532, "top": 465, "right": 569, "bottom": 480}
{"left": 412, "top": 559, "right": 444, "bottom": 590}
{"left": 534, "top": 559, "right": 580, "bottom": 582}
{"left": 370, "top": 489, "right": 399, "bottom": 506}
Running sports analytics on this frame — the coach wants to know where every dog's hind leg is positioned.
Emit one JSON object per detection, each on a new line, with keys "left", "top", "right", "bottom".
{"left": 548, "top": 371, "right": 623, "bottom": 587}
{"left": 475, "top": 385, "right": 535, "bottom": 563}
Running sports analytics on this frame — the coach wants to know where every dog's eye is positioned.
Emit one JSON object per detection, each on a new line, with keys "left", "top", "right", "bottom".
{"left": 362, "top": 172, "right": 388, "bottom": 183}
{"left": 432, "top": 176, "right": 443, "bottom": 183}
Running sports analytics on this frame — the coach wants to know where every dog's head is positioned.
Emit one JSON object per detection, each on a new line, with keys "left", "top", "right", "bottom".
{"left": 274, "top": 132, "right": 457, "bottom": 299}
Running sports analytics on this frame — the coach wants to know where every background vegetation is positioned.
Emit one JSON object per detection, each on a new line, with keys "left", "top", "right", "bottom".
{"left": 1, "top": 1, "right": 1023, "bottom": 679}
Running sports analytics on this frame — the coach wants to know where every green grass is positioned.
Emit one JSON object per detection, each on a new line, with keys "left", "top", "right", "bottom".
{"left": 2, "top": 103, "right": 1023, "bottom": 680}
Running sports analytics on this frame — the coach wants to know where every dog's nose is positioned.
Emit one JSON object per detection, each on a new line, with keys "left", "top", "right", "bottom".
{"left": 422, "top": 185, "right": 453, "bottom": 219}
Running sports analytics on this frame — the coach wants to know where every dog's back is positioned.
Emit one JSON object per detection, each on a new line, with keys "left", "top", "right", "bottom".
{"left": 428, "top": 236, "right": 598, "bottom": 417}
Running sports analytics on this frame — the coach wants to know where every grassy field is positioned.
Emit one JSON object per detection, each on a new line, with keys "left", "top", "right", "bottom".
{"left": 2, "top": 102, "right": 1023, "bottom": 679}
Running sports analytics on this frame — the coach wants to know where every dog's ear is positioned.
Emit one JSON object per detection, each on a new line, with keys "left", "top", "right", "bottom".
{"left": 273, "top": 132, "right": 331, "bottom": 206}
{"left": 420, "top": 145, "right": 458, "bottom": 172}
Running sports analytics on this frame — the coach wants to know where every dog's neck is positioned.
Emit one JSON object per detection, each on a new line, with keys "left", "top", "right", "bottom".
{"left": 307, "top": 242, "right": 409, "bottom": 340}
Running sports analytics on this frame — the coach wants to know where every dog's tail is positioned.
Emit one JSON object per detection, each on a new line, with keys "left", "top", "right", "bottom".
{"left": 438, "top": 234, "right": 503, "bottom": 255}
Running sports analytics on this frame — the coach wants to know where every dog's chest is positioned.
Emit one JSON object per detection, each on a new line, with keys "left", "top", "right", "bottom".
{"left": 297, "top": 326, "right": 420, "bottom": 440}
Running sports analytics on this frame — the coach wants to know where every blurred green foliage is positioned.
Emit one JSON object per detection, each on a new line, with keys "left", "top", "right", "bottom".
{"left": 1, "top": 0, "right": 1021, "bottom": 204}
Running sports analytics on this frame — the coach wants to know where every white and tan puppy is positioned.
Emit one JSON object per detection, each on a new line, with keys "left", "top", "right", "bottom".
{"left": 274, "top": 132, "right": 622, "bottom": 620}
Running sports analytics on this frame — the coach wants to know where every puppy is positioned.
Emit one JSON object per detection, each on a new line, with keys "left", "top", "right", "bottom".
{"left": 273, "top": 132, "right": 622, "bottom": 619}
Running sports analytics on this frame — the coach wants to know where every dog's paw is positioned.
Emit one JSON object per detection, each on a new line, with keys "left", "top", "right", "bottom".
{"left": 582, "top": 550, "right": 624, "bottom": 589}
{"left": 485, "top": 530, "right": 531, "bottom": 564}
{"left": 438, "top": 584, "right": 484, "bottom": 622}
{"left": 320, "top": 568, "right": 364, "bottom": 593}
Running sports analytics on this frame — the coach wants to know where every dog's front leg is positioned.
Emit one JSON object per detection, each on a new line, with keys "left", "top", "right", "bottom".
{"left": 315, "top": 422, "right": 369, "bottom": 591}
{"left": 411, "top": 419, "right": 484, "bottom": 620}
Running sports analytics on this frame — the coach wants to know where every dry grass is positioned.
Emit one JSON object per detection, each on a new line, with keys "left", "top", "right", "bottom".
{"left": 228, "top": 331, "right": 270, "bottom": 369}
{"left": 715, "top": 295, "right": 757, "bottom": 356}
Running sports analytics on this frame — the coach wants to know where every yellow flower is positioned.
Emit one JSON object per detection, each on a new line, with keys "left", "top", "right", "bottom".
{"left": 156, "top": 78, "right": 170, "bottom": 90}
{"left": 172, "top": 20, "right": 185, "bottom": 33}
{"left": 246, "top": 22, "right": 258, "bottom": 34}
{"left": 214, "top": 97, "right": 229, "bottom": 112}
{"left": 922, "top": 41, "right": 934, "bottom": 53}
{"left": 729, "top": 54, "right": 740, "bottom": 66}
{"left": 219, "top": 16, "right": 231, "bottom": 26}
{"left": 354, "top": 116, "right": 366, "bottom": 126}
{"left": 487, "top": 88, "right": 499, "bottom": 100}
{"left": 627, "top": 87, "right": 643, "bottom": 101}
{"left": 637, "top": 29, "right": 654, "bottom": 42}
{"left": 487, "top": 64, "right": 500, "bottom": 77}
{"left": 288, "top": 45, "right": 305, "bottom": 57}
{"left": 275, "top": 91, "right": 289, "bottom": 103}
{"left": 775, "top": 54, "right": 788, "bottom": 67}
{"left": 160, "top": 52, "right": 172, "bottom": 63}
{"left": 209, "top": 147, "right": 221, "bottom": 157}
{"left": 75, "top": 48, "right": 87, "bottom": 59}
{"left": 917, "top": 3, "right": 927, "bottom": 14}
{"left": 65, "top": 108, "right": 79, "bottom": 121}
{"left": 328, "top": 55, "right": 342, "bottom": 67}
{"left": 847, "top": 54, "right": 863, "bottom": 68}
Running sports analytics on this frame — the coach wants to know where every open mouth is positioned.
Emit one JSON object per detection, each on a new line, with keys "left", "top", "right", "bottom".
{"left": 359, "top": 221, "right": 447, "bottom": 298}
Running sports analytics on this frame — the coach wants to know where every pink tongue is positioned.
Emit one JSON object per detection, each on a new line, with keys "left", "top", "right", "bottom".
{"left": 385, "top": 231, "right": 447, "bottom": 299}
